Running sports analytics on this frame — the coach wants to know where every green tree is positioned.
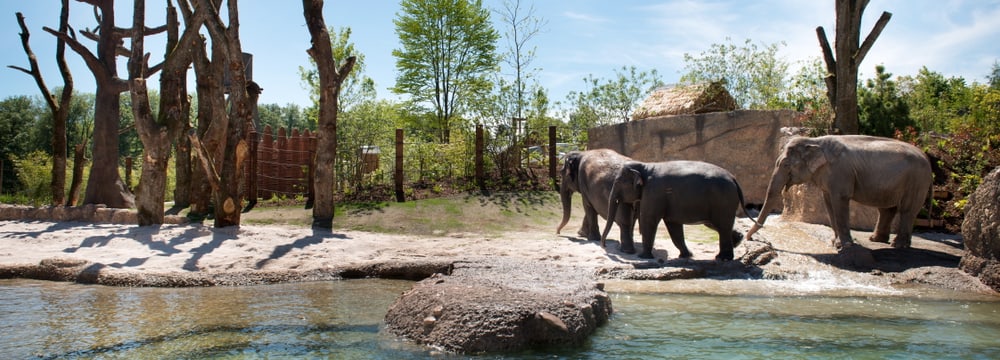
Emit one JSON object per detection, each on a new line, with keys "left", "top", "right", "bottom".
{"left": 784, "top": 58, "right": 834, "bottom": 135}
{"left": 393, "top": 0, "right": 500, "bottom": 143}
{"left": 899, "top": 67, "right": 972, "bottom": 133}
{"left": 681, "top": 38, "right": 789, "bottom": 109}
{"left": 858, "top": 65, "right": 911, "bottom": 137}
{"left": 988, "top": 60, "right": 1000, "bottom": 90}
{"left": 565, "top": 65, "right": 663, "bottom": 127}
{"left": 258, "top": 103, "right": 310, "bottom": 132}
{"left": 0, "top": 96, "right": 41, "bottom": 193}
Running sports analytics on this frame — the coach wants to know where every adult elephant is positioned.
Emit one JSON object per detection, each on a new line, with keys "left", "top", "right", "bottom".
{"left": 556, "top": 149, "right": 638, "bottom": 253}
{"left": 746, "top": 135, "right": 932, "bottom": 251}
{"left": 600, "top": 160, "right": 754, "bottom": 261}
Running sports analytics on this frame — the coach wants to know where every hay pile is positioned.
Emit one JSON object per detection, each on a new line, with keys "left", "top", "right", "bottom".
{"left": 631, "top": 82, "right": 737, "bottom": 120}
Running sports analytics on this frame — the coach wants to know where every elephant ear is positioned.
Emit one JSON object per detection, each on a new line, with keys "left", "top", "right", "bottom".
{"left": 564, "top": 153, "right": 581, "bottom": 182}
{"left": 629, "top": 168, "right": 643, "bottom": 188}
{"left": 804, "top": 144, "right": 827, "bottom": 173}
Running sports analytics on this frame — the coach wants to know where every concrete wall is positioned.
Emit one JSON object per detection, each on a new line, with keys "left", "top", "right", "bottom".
{"left": 587, "top": 109, "right": 801, "bottom": 205}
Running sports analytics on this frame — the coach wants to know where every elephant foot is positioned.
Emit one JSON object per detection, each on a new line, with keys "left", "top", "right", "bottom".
{"left": 890, "top": 236, "right": 911, "bottom": 249}
{"left": 831, "top": 237, "right": 856, "bottom": 252}
{"left": 638, "top": 251, "right": 655, "bottom": 259}
{"left": 619, "top": 244, "right": 637, "bottom": 254}
{"left": 677, "top": 250, "right": 693, "bottom": 259}
{"left": 869, "top": 233, "right": 890, "bottom": 243}
{"left": 715, "top": 252, "right": 734, "bottom": 261}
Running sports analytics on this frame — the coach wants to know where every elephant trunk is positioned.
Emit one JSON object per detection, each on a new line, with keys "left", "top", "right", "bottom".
{"left": 600, "top": 183, "right": 620, "bottom": 247}
{"left": 746, "top": 166, "right": 789, "bottom": 240}
{"left": 556, "top": 181, "right": 572, "bottom": 234}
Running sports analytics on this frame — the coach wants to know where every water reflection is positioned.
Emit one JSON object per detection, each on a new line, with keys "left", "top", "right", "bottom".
{"left": 1, "top": 279, "right": 998, "bottom": 359}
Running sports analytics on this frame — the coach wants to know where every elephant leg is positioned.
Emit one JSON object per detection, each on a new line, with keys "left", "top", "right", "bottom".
{"left": 869, "top": 207, "right": 896, "bottom": 243}
{"left": 581, "top": 201, "right": 600, "bottom": 241}
{"left": 617, "top": 206, "right": 637, "bottom": 254}
{"left": 666, "top": 222, "right": 692, "bottom": 258}
{"left": 714, "top": 219, "right": 737, "bottom": 261}
{"left": 824, "top": 192, "right": 855, "bottom": 251}
{"left": 892, "top": 203, "right": 920, "bottom": 249}
{"left": 637, "top": 216, "right": 659, "bottom": 259}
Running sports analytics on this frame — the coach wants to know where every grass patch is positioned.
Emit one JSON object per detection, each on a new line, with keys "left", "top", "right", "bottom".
{"left": 240, "top": 191, "right": 566, "bottom": 237}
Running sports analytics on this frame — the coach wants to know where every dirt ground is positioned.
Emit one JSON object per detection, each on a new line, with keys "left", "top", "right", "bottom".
{"left": 0, "top": 198, "right": 996, "bottom": 299}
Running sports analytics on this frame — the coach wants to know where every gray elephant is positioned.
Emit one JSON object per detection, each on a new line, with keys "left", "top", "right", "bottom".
{"left": 556, "top": 149, "right": 638, "bottom": 253}
{"left": 746, "top": 135, "right": 932, "bottom": 251}
{"left": 600, "top": 160, "right": 754, "bottom": 261}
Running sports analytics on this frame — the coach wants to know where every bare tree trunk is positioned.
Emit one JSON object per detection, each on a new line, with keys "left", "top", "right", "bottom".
{"left": 130, "top": 0, "right": 201, "bottom": 225}
{"left": 816, "top": 0, "right": 891, "bottom": 135}
{"left": 44, "top": 0, "right": 169, "bottom": 209}
{"left": 67, "top": 143, "right": 86, "bottom": 206}
{"left": 302, "top": 0, "right": 356, "bottom": 229}
{"left": 197, "top": 0, "right": 254, "bottom": 227}
{"left": 9, "top": 0, "right": 74, "bottom": 206}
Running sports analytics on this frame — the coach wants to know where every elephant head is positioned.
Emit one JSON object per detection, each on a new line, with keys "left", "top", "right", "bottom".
{"left": 556, "top": 151, "right": 584, "bottom": 234}
{"left": 746, "top": 136, "right": 828, "bottom": 238}
{"left": 600, "top": 164, "right": 643, "bottom": 246}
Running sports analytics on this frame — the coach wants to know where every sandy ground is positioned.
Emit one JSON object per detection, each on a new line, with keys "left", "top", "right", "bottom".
{"left": 1, "top": 216, "right": 996, "bottom": 299}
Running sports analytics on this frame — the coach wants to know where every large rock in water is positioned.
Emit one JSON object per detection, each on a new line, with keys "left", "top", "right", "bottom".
{"left": 383, "top": 257, "right": 612, "bottom": 353}
{"left": 960, "top": 167, "right": 1000, "bottom": 291}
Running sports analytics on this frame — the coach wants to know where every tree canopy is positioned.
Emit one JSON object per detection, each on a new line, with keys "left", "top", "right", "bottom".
{"left": 392, "top": 0, "right": 499, "bottom": 143}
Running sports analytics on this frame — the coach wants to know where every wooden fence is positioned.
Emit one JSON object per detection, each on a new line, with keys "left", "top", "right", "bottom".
{"left": 244, "top": 125, "right": 561, "bottom": 203}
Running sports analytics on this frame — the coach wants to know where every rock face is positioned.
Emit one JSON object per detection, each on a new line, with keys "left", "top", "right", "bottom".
{"left": 960, "top": 167, "right": 1000, "bottom": 291}
{"left": 587, "top": 109, "right": 801, "bottom": 205}
{"left": 383, "top": 258, "right": 612, "bottom": 354}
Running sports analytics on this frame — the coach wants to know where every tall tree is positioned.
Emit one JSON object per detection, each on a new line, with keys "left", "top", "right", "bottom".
{"left": 45, "top": 0, "right": 167, "bottom": 208}
{"left": 495, "top": 0, "right": 545, "bottom": 121}
{"left": 681, "top": 38, "right": 789, "bottom": 109}
{"left": 566, "top": 65, "right": 663, "bottom": 125}
{"left": 303, "top": 0, "right": 356, "bottom": 229}
{"left": 858, "top": 64, "right": 911, "bottom": 137}
{"left": 393, "top": 0, "right": 499, "bottom": 143}
{"left": 9, "top": 1, "right": 73, "bottom": 206}
{"left": 815, "top": 0, "right": 891, "bottom": 134}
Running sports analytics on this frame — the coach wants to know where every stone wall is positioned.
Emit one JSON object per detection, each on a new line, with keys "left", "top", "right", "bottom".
{"left": 587, "top": 109, "right": 801, "bottom": 205}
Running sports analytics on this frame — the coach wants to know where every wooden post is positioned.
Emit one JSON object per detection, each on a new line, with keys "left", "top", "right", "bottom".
{"left": 395, "top": 129, "right": 405, "bottom": 202}
{"left": 476, "top": 124, "right": 485, "bottom": 191}
{"left": 125, "top": 156, "right": 133, "bottom": 191}
{"left": 0, "top": 159, "right": 4, "bottom": 195}
{"left": 548, "top": 125, "right": 557, "bottom": 189}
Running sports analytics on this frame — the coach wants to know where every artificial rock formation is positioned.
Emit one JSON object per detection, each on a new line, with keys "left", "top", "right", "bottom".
{"left": 383, "top": 258, "right": 612, "bottom": 354}
{"left": 588, "top": 109, "right": 801, "bottom": 205}
{"left": 960, "top": 167, "right": 1000, "bottom": 291}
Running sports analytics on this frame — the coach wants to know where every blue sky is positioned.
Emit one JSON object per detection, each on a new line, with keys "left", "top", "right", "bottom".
{"left": 2, "top": 1, "right": 998, "bottom": 110}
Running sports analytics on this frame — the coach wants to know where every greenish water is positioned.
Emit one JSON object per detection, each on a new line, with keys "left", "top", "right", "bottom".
{"left": 2, "top": 279, "right": 999, "bottom": 359}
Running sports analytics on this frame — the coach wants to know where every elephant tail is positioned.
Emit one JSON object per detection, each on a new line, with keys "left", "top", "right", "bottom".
{"left": 734, "top": 179, "right": 763, "bottom": 228}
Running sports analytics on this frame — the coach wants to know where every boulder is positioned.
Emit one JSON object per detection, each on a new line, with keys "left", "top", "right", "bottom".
{"left": 960, "top": 167, "right": 1000, "bottom": 291}
{"left": 383, "top": 258, "right": 612, "bottom": 354}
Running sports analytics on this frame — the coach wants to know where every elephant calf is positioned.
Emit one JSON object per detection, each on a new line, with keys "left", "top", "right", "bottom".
{"left": 600, "top": 160, "right": 755, "bottom": 261}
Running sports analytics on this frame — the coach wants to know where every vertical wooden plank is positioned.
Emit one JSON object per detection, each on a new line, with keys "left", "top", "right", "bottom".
{"left": 475, "top": 124, "right": 484, "bottom": 191}
{"left": 548, "top": 125, "right": 557, "bottom": 189}
{"left": 395, "top": 129, "right": 404, "bottom": 202}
